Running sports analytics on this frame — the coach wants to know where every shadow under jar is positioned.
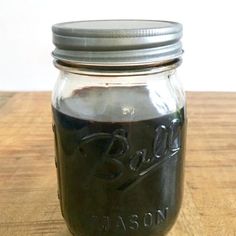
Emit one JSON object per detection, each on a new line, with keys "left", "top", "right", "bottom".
{"left": 51, "top": 20, "right": 186, "bottom": 236}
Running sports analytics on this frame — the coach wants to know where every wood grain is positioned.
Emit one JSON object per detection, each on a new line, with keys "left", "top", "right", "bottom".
{"left": 0, "top": 92, "right": 236, "bottom": 236}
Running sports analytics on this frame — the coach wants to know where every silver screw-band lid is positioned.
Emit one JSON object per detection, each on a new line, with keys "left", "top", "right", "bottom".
{"left": 52, "top": 20, "right": 183, "bottom": 66}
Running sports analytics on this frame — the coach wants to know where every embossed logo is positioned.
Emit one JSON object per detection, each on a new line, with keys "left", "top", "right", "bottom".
{"left": 79, "top": 119, "right": 182, "bottom": 191}
{"left": 91, "top": 207, "right": 169, "bottom": 232}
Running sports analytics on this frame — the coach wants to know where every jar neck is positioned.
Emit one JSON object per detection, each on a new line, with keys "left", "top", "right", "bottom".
{"left": 54, "top": 59, "right": 181, "bottom": 77}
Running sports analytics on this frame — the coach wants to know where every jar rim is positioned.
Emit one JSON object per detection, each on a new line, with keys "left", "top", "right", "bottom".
{"left": 53, "top": 58, "right": 182, "bottom": 77}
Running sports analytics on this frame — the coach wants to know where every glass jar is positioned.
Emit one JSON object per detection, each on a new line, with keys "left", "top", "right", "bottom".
{"left": 51, "top": 20, "right": 186, "bottom": 236}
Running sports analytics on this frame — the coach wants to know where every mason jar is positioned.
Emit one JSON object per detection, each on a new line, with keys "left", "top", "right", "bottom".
{"left": 51, "top": 20, "right": 186, "bottom": 236}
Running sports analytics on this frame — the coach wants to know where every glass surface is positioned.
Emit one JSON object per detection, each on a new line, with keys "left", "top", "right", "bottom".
{"left": 52, "top": 66, "right": 186, "bottom": 236}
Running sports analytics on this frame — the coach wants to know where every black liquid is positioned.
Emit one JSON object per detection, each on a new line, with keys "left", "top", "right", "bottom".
{"left": 52, "top": 87, "right": 186, "bottom": 236}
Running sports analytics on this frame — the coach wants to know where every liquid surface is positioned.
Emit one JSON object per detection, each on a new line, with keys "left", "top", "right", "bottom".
{"left": 52, "top": 87, "right": 186, "bottom": 236}
{"left": 54, "top": 86, "right": 183, "bottom": 122}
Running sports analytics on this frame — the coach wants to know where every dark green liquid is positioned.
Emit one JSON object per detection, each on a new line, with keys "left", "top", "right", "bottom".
{"left": 52, "top": 87, "right": 186, "bottom": 236}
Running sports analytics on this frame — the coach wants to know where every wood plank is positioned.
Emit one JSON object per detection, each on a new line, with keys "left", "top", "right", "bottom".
{"left": 0, "top": 92, "right": 235, "bottom": 236}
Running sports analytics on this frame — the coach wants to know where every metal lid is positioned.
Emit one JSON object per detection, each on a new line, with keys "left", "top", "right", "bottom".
{"left": 52, "top": 20, "right": 183, "bottom": 66}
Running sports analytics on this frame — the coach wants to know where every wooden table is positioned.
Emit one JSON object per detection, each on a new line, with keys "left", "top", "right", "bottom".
{"left": 0, "top": 92, "right": 236, "bottom": 236}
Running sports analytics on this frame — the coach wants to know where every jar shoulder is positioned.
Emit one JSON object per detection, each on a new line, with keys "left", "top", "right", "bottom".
{"left": 52, "top": 70, "right": 185, "bottom": 122}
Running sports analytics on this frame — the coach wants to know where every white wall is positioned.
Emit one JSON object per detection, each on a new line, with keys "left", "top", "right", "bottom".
{"left": 0, "top": 0, "right": 236, "bottom": 91}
